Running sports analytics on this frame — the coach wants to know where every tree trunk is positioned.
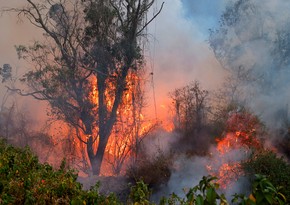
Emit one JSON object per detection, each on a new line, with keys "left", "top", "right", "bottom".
{"left": 87, "top": 133, "right": 110, "bottom": 175}
{"left": 89, "top": 156, "right": 101, "bottom": 175}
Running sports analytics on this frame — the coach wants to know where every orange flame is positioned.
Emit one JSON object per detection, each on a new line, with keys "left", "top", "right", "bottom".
{"left": 208, "top": 111, "right": 263, "bottom": 189}
{"left": 89, "top": 71, "right": 155, "bottom": 175}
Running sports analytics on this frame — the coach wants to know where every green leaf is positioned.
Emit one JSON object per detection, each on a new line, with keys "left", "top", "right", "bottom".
{"left": 255, "top": 192, "right": 264, "bottom": 204}
{"left": 206, "top": 187, "right": 217, "bottom": 204}
{"left": 186, "top": 189, "right": 194, "bottom": 202}
{"left": 277, "top": 192, "right": 286, "bottom": 202}
{"left": 264, "top": 194, "right": 273, "bottom": 204}
{"left": 196, "top": 195, "right": 204, "bottom": 205}
{"left": 71, "top": 199, "right": 83, "bottom": 205}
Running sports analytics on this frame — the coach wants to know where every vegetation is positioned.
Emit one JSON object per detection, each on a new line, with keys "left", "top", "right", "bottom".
{"left": 242, "top": 150, "right": 290, "bottom": 201}
{"left": 0, "top": 140, "right": 287, "bottom": 204}
{"left": 0, "top": 139, "right": 117, "bottom": 204}
{"left": 168, "top": 81, "right": 214, "bottom": 156}
{"left": 232, "top": 174, "right": 286, "bottom": 205}
{"left": 127, "top": 148, "right": 173, "bottom": 188}
{"left": 169, "top": 81, "right": 209, "bottom": 133}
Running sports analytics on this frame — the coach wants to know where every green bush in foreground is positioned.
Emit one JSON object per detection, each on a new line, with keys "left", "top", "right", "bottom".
{"left": 242, "top": 150, "right": 290, "bottom": 201}
{"left": 0, "top": 140, "right": 117, "bottom": 204}
{"left": 232, "top": 174, "right": 286, "bottom": 205}
{"left": 159, "top": 175, "right": 286, "bottom": 205}
{"left": 0, "top": 140, "right": 287, "bottom": 204}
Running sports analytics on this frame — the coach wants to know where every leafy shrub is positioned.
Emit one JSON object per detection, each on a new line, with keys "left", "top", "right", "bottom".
{"left": 128, "top": 181, "right": 151, "bottom": 205}
{"left": 242, "top": 150, "right": 290, "bottom": 201}
{"left": 159, "top": 175, "right": 286, "bottom": 205}
{"left": 233, "top": 174, "right": 286, "bottom": 205}
{"left": 159, "top": 175, "right": 228, "bottom": 205}
{"left": 0, "top": 140, "right": 120, "bottom": 204}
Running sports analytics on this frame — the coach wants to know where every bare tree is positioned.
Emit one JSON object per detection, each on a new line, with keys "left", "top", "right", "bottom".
{"left": 169, "top": 81, "right": 209, "bottom": 133}
{"left": 6, "top": 0, "right": 163, "bottom": 175}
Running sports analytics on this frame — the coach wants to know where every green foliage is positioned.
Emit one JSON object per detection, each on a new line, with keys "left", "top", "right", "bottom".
{"left": 232, "top": 174, "right": 286, "bottom": 205}
{"left": 0, "top": 140, "right": 120, "bottom": 204}
{"left": 191, "top": 175, "right": 228, "bottom": 205}
{"left": 128, "top": 181, "right": 151, "bottom": 205}
{"left": 159, "top": 175, "right": 286, "bottom": 205}
{"left": 160, "top": 176, "right": 228, "bottom": 205}
{"left": 242, "top": 150, "right": 290, "bottom": 201}
{"left": 251, "top": 174, "right": 286, "bottom": 204}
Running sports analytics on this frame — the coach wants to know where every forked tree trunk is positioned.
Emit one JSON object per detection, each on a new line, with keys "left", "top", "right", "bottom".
{"left": 86, "top": 68, "right": 129, "bottom": 175}
{"left": 87, "top": 133, "right": 110, "bottom": 175}
{"left": 88, "top": 65, "right": 130, "bottom": 175}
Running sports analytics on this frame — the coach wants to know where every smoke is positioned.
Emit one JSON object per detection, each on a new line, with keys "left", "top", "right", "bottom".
{"left": 145, "top": 0, "right": 226, "bottom": 120}
{"left": 2, "top": 0, "right": 290, "bottom": 201}
{"left": 208, "top": 0, "right": 290, "bottom": 133}
{"left": 0, "top": 0, "right": 227, "bottom": 126}
{"left": 0, "top": 1, "right": 47, "bottom": 125}
{"left": 142, "top": 129, "right": 180, "bottom": 158}
{"left": 151, "top": 145, "right": 251, "bottom": 202}
{"left": 181, "top": 0, "right": 229, "bottom": 34}
{"left": 149, "top": 0, "right": 290, "bottom": 202}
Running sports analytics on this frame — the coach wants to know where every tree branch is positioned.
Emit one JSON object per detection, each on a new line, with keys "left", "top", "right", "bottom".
{"left": 6, "top": 86, "right": 47, "bottom": 101}
{"left": 137, "top": 1, "right": 164, "bottom": 35}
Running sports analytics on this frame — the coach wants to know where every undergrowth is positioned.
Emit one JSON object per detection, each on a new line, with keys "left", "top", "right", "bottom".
{"left": 0, "top": 140, "right": 287, "bottom": 204}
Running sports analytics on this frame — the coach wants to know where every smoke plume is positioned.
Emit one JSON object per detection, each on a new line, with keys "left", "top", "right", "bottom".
{"left": 1, "top": 0, "right": 290, "bottom": 202}
{"left": 208, "top": 0, "right": 290, "bottom": 133}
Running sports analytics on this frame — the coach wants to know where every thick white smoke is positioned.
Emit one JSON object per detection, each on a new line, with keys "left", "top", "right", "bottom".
{"left": 209, "top": 0, "right": 290, "bottom": 133}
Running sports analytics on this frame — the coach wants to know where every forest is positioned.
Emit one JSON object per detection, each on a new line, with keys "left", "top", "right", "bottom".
{"left": 0, "top": 0, "right": 290, "bottom": 204}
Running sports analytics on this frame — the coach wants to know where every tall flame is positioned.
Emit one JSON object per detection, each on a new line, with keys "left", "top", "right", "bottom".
{"left": 88, "top": 70, "right": 154, "bottom": 175}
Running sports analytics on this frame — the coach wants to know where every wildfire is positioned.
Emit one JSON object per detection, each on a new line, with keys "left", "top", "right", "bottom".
{"left": 88, "top": 70, "right": 156, "bottom": 175}
{"left": 207, "top": 111, "right": 263, "bottom": 189}
{"left": 159, "top": 103, "right": 175, "bottom": 132}
{"left": 61, "top": 68, "right": 177, "bottom": 176}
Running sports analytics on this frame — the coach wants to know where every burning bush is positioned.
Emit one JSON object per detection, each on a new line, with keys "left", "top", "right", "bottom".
{"left": 208, "top": 109, "right": 265, "bottom": 189}
{"left": 217, "top": 110, "right": 265, "bottom": 150}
